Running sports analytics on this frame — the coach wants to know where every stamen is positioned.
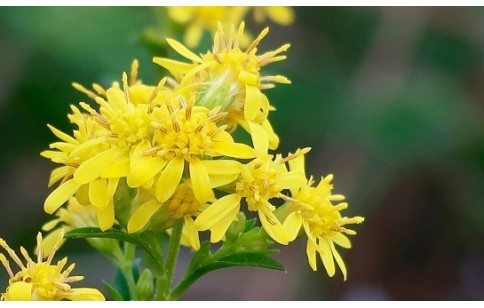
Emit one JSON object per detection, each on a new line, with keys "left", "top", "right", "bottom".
{"left": 130, "top": 59, "right": 139, "bottom": 86}
{"left": 0, "top": 238, "right": 25, "bottom": 269}
{"left": 0, "top": 253, "right": 14, "bottom": 278}
{"left": 246, "top": 27, "right": 269, "bottom": 54}
{"left": 92, "top": 83, "right": 106, "bottom": 96}
{"left": 72, "top": 83, "right": 98, "bottom": 100}
{"left": 122, "top": 72, "right": 131, "bottom": 106}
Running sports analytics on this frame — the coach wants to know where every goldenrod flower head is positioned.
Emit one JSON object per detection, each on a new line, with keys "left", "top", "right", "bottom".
{"left": 167, "top": 6, "right": 248, "bottom": 48}
{"left": 128, "top": 180, "right": 204, "bottom": 251}
{"left": 153, "top": 22, "right": 290, "bottom": 150}
{"left": 195, "top": 148, "right": 308, "bottom": 245}
{"left": 282, "top": 155, "right": 364, "bottom": 280}
{"left": 0, "top": 231, "right": 104, "bottom": 301}
{"left": 131, "top": 100, "right": 255, "bottom": 205}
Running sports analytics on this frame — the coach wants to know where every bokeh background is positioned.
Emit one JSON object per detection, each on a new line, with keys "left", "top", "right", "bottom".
{"left": 1, "top": 7, "right": 483, "bottom": 300}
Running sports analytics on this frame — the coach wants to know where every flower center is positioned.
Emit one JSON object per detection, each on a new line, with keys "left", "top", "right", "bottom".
{"left": 151, "top": 103, "right": 225, "bottom": 162}
{"left": 236, "top": 156, "right": 281, "bottom": 211}
{"left": 166, "top": 181, "right": 200, "bottom": 216}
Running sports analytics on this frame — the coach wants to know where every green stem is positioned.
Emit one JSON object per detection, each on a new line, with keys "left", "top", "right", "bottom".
{"left": 156, "top": 219, "right": 183, "bottom": 300}
{"left": 122, "top": 242, "right": 139, "bottom": 301}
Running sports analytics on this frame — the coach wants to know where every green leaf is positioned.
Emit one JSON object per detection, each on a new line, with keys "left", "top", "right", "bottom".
{"left": 114, "top": 268, "right": 130, "bottom": 301}
{"left": 103, "top": 280, "right": 124, "bottom": 301}
{"left": 170, "top": 252, "right": 284, "bottom": 300}
{"left": 217, "top": 253, "right": 285, "bottom": 271}
{"left": 65, "top": 227, "right": 163, "bottom": 271}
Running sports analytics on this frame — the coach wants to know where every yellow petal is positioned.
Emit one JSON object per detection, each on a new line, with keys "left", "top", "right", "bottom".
{"left": 318, "top": 237, "right": 336, "bottom": 277}
{"left": 210, "top": 174, "right": 239, "bottom": 188}
{"left": 106, "top": 87, "right": 127, "bottom": 110}
{"left": 96, "top": 202, "right": 114, "bottom": 231}
{"left": 127, "top": 199, "right": 161, "bottom": 233}
{"left": 156, "top": 157, "right": 185, "bottom": 203}
{"left": 249, "top": 122, "right": 268, "bottom": 154}
{"left": 189, "top": 159, "right": 214, "bottom": 203}
{"left": 39, "top": 228, "right": 65, "bottom": 258}
{"left": 283, "top": 212, "right": 303, "bottom": 242}
{"left": 330, "top": 240, "right": 348, "bottom": 280}
{"left": 101, "top": 158, "right": 130, "bottom": 178}
{"left": 44, "top": 179, "right": 80, "bottom": 214}
{"left": 244, "top": 85, "right": 261, "bottom": 121}
{"left": 153, "top": 57, "right": 193, "bottom": 74}
{"left": 288, "top": 151, "right": 306, "bottom": 174}
{"left": 47, "top": 124, "right": 79, "bottom": 145}
{"left": 74, "top": 148, "right": 121, "bottom": 185}
{"left": 41, "top": 218, "right": 61, "bottom": 232}
{"left": 183, "top": 217, "right": 200, "bottom": 251}
{"left": 127, "top": 157, "right": 166, "bottom": 188}
{"left": 203, "top": 160, "right": 242, "bottom": 175}
{"left": 210, "top": 204, "right": 240, "bottom": 243}
{"left": 89, "top": 178, "right": 109, "bottom": 209}
{"left": 166, "top": 38, "right": 202, "bottom": 63}
{"left": 332, "top": 233, "right": 351, "bottom": 249}
{"left": 76, "top": 184, "right": 90, "bottom": 205}
{"left": 261, "top": 119, "right": 280, "bottom": 150}
{"left": 48, "top": 166, "right": 70, "bottom": 187}
{"left": 212, "top": 142, "right": 255, "bottom": 159}
{"left": 107, "top": 177, "right": 120, "bottom": 199}
{"left": 276, "top": 171, "right": 306, "bottom": 190}
{"left": 69, "top": 137, "right": 105, "bottom": 158}
{"left": 306, "top": 240, "right": 318, "bottom": 271}
{"left": 259, "top": 209, "right": 288, "bottom": 245}
{"left": 62, "top": 288, "right": 105, "bottom": 301}
{"left": 194, "top": 194, "right": 241, "bottom": 231}
{"left": 5, "top": 281, "right": 33, "bottom": 300}
{"left": 185, "top": 25, "right": 202, "bottom": 48}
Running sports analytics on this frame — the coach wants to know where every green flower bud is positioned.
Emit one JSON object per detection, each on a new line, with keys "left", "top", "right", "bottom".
{"left": 136, "top": 269, "right": 154, "bottom": 300}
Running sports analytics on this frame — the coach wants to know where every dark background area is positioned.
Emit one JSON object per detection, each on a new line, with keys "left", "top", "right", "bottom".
{"left": 0, "top": 7, "right": 483, "bottom": 300}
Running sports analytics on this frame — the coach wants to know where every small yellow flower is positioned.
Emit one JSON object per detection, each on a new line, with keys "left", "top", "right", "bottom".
{"left": 167, "top": 6, "right": 248, "bottom": 48}
{"left": 282, "top": 154, "right": 364, "bottom": 280}
{"left": 0, "top": 231, "right": 104, "bottom": 301}
{"left": 154, "top": 22, "right": 290, "bottom": 150}
{"left": 195, "top": 148, "right": 308, "bottom": 245}
{"left": 128, "top": 180, "right": 206, "bottom": 251}
{"left": 252, "top": 7, "right": 295, "bottom": 26}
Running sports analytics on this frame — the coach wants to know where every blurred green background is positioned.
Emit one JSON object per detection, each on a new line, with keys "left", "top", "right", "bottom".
{"left": 0, "top": 7, "right": 483, "bottom": 300}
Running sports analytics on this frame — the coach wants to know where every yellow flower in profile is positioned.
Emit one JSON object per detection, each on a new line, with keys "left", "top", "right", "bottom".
{"left": 128, "top": 180, "right": 207, "bottom": 251}
{"left": 282, "top": 154, "right": 364, "bottom": 280}
{"left": 167, "top": 6, "right": 248, "bottom": 48}
{"left": 195, "top": 147, "right": 308, "bottom": 245}
{"left": 154, "top": 22, "right": 290, "bottom": 150}
{"left": 0, "top": 231, "right": 104, "bottom": 301}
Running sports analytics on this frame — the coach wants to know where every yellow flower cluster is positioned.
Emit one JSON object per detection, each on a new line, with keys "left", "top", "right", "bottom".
{"left": 41, "top": 23, "right": 363, "bottom": 280}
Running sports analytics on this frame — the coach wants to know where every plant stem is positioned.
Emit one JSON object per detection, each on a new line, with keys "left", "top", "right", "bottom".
{"left": 122, "top": 242, "right": 139, "bottom": 301}
{"left": 156, "top": 219, "right": 183, "bottom": 300}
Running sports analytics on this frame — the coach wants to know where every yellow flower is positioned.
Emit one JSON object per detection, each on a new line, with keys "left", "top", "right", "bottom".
{"left": 167, "top": 6, "right": 248, "bottom": 48}
{"left": 195, "top": 148, "right": 308, "bottom": 245}
{"left": 154, "top": 22, "right": 290, "bottom": 151}
{"left": 252, "top": 7, "right": 295, "bottom": 25}
{"left": 127, "top": 180, "right": 207, "bottom": 251}
{"left": 0, "top": 231, "right": 104, "bottom": 301}
{"left": 282, "top": 154, "right": 364, "bottom": 280}
{"left": 133, "top": 100, "right": 255, "bottom": 205}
